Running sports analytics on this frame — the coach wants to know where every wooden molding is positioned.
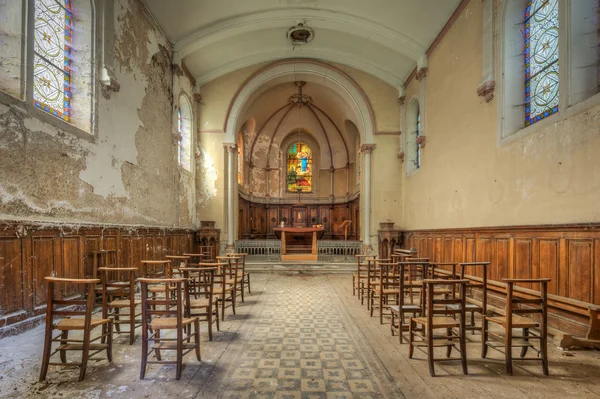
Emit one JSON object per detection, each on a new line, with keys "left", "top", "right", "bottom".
{"left": 416, "top": 67, "right": 428, "bottom": 81}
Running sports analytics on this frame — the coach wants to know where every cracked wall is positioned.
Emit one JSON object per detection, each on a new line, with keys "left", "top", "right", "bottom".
{"left": 0, "top": 0, "right": 196, "bottom": 228}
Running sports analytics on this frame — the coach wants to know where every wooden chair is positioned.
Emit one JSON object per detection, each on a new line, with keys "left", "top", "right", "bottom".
{"left": 166, "top": 255, "right": 190, "bottom": 278}
{"left": 364, "top": 258, "right": 389, "bottom": 309}
{"left": 183, "top": 252, "right": 211, "bottom": 264}
{"left": 181, "top": 266, "right": 219, "bottom": 341}
{"left": 226, "top": 253, "right": 250, "bottom": 301}
{"left": 391, "top": 262, "right": 423, "bottom": 343}
{"left": 452, "top": 262, "right": 490, "bottom": 335}
{"left": 40, "top": 277, "right": 113, "bottom": 382}
{"left": 482, "top": 278, "right": 550, "bottom": 376}
{"left": 353, "top": 254, "right": 374, "bottom": 299}
{"left": 408, "top": 279, "right": 469, "bottom": 377}
{"left": 213, "top": 259, "right": 238, "bottom": 321}
{"left": 370, "top": 262, "right": 400, "bottom": 324}
{"left": 99, "top": 267, "right": 141, "bottom": 345}
{"left": 139, "top": 277, "right": 201, "bottom": 380}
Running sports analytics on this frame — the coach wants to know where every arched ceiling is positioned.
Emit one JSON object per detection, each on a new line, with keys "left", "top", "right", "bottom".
{"left": 140, "top": 0, "right": 462, "bottom": 87}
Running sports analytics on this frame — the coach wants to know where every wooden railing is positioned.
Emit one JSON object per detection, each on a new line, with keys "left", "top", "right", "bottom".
{"left": 235, "top": 240, "right": 362, "bottom": 262}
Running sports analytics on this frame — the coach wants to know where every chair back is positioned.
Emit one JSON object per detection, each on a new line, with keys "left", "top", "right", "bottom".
{"left": 356, "top": 254, "right": 374, "bottom": 279}
{"left": 141, "top": 260, "right": 171, "bottom": 279}
{"left": 458, "top": 262, "right": 490, "bottom": 308}
{"left": 99, "top": 267, "right": 137, "bottom": 300}
{"left": 502, "top": 278, "right": 550, "bottom": 332}
{"left": 223, "top": 256, "right": 240, "bottom": 285}
{"left": 44, "top": 277, "right": 98, "bottom": 327}
{"left": 183, "top": 253, "right": 209, "bottom": 263}
{"left": 139, "top": 277, "right": 186, "bottom": 325}
{"left": 378, "top": 262, "right": 399, "bottom": 292}
{"left": 422, "top": 279, "right": 469, "bottom": 322}
{"left": 166, "top": 255, "right": 190, "bottom": 278}
{"left": 226, "top": 253, "right": 247, "bottom": 275}
{"left": 181, "top": 267, "right": 216, "bottom": 302}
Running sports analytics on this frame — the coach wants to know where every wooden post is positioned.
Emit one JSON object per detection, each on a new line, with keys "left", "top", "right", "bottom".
{"left": 281, "top": 231, "right": 286, "bottom": 255}
{"left": 312, "top": 231, "right": 317, "bottom": 256}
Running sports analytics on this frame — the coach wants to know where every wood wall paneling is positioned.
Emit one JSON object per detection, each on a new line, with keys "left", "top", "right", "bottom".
{"left": 405, "top": 225, "right": 600, "bottom": 336}
{"left": 0, "top": 222, "right": 195, "bottom": 335}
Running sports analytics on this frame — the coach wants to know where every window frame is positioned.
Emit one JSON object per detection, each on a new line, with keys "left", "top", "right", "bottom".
{"left": 177, "top": 93, "right": 194, "bottom": 173}
{"left": 22, "top": 0, "right": 98, "bottom": 141}
{"left": 497, "top": 0, "right": 600, "bottom": 145}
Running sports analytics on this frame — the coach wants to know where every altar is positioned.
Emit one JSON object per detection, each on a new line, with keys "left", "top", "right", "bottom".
{"left": 273, "top": 226, "right": 325, "bottom": 261}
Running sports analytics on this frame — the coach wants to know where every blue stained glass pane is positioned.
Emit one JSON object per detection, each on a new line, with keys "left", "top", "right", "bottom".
{"left": 524, "top": 0, "right": 559, "bottom": 126}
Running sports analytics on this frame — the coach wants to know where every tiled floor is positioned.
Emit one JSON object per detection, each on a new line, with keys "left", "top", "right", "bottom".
{"left": 220, "top": 275, "right": 400, "bottom": 398}
{"left": 1, "top": 273, "right": 600, "bottom": 399}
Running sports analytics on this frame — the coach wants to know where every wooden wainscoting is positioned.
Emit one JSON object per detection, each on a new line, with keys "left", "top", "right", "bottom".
{"left": 0, "top": 221, "right": 195, "bottom": 336}
{"left": 405, "top": 224, "right": 600, "bottom": 337}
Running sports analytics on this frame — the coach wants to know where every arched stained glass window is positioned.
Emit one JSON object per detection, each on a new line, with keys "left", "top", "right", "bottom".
{"left": 178, "top": 95, "right": 192, "bottom": 171}
{"left": 33, "top": 0, "right": 73, "bottom": 122}
{"left": 525, "top": 0, "right": 559, "bottom": 126}
{"left": 286, "top": 142, "right": 313, "bottom": 193}
{"left": 416, "top": 112, "right": 421, "bottom": 169}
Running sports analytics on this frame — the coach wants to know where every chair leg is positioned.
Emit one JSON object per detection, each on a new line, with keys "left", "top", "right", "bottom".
{"left": 481, "top": 318, "right": 489, "bottom": 358}
{"left": 246, "top": 275, "right": 251, "bottom": 294}
{"left": 399, "top": 313, "right": 404, "bottom": 344}
{"left": 459, "top": 325, "right": 468, "bottom": 375}
{"left": 470, "top": 310, "right": 475, "bottom": 335}
{"left": 240, "top": 280, "right": 245, "bottom": 303}
{"left": 79, "top": 329, "right": 91, "bottom": 382}
{"left": 194, "top": 319, "right": 202, "bottom": 361}
{"left": 60, "top": 331, "right": 69, "bottom": 363}
{"left": 215, "top": 302, "right": 220, "bottom": 331}
{"left": 129, "top": 306, "right": 136, "bottom": 345}
{"left": 352, "top": 276, "right": 356, "bottom": 296}
{"left": 208, "top": 307, "right": 213, "bottom": 341}
{"left": 427, "top": 324, "right": 435, "bottom": 377}
{"left": 155, "top": 330, "right": 162, "bottom": 361}
{"left": 221, "top": 297, "right": 225, "bottom": 322}
{"left": 446, "top": 328, "right": 453, "bottom": 358}
{"left": 379, "top": 294, "right": 383, "bottom": 324}
{"left": 107, "top": 320, "right": 113, "bottom": 362}
{"left": 140, "top": 328, "right": 148, "bottom": 379}
{"left": 114, "top": 308, "right": 121, "bottom": 332}
{"left": 39, "top": 320, "right": 53, "bottom": 382}
{"left": 520, "top": 328, "right": 529, "bottom": 358}
{"left": 541, "top": 330, "right": 549, "bottom": 376}
{"left": 390, "top": 311, "right": 395, "bottom": 336}
{"left": 505, "top": 326, "right": 513, "bottom": 375}
{"left": 231, "top": 291, "right": 236, "bottom": 315}
{"left": 408, "top": 320, "right": 414, "bottom": 359}
{"left": 176, "top": 330, "right": 183, "bottom": 381}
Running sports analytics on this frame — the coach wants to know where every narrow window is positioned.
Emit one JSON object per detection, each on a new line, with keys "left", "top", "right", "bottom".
{"left": 287, "top": 142, "right": 313, "bottom": 193}
{"left": 178, "top": 95, "right": 192, "bottom": 171}
{"left": 525, "top": 0, "right": 559, "bottom": 126}
{"left": 33, "top": 0, "right": 73, "bottom": 122}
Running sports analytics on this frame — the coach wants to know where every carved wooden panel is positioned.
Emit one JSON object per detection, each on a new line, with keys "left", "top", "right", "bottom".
{"left": 0, "top": 238, "right": 23, "bottom": 316}
{"left": 514, "top": 238, "right": 533, "bottom": 288}
{"left": 567, "top": 240, "right": 593, "bottom": 303}
{"left": 539, "top": 239, "right": 559, "bottom": 295}
{"left": 32, "top": 237, "right": 57, "bottom": 307}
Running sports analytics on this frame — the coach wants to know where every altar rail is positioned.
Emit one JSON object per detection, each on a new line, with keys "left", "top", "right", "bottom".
{"left": 235, "top": 240, "right": 282, "bottom": 261}
{"left": 235, "top": 240, "right": 361, "bottom": 262}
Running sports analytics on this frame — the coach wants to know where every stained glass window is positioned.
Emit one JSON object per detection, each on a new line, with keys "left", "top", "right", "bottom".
{"left": 525, "top": 0, "right": 559, "bottom": 126}
{"left": 237, "top": 133, "right": 243, "bottom": 184}
{"left": 178, "top": 97, "right": 192, "bottom": 171}
{"left": 416, "top": 112, "right": 421, "bottom": 169}
{"left": 287, "top": 142, "right": 313, "bottom": 193}
{"left": 33, "top": 0, "right": 73, "bottom": 122}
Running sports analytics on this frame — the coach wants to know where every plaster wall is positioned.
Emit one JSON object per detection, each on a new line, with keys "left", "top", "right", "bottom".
{"left": 401, "top": 0, "right": 600, "bottom": 230}
{"left": 0, "top": 0, "right": 196, "bottom": 227}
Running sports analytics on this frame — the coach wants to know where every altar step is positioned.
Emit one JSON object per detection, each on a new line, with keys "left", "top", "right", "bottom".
{"left": 246, "top": 261, "right": 355, "bottom": 274}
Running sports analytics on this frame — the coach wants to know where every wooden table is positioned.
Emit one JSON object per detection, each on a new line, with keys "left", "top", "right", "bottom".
{"left": 273, "top": 227, "right": 325, "bottom": 261}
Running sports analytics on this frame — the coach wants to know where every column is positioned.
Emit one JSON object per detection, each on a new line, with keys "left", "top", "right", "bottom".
{"left": 360, "top": 144, "right": 376, "bottom": 249}
{"left": 477, "top": 0, "right": 495, "bottom": 102}
{"left": 224, "top": 143, "right": 237, "bottom": 251}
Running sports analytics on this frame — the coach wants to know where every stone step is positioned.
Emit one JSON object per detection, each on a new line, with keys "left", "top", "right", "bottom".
{"left": 246, "top": 261, "right": 355, "bottom": 274}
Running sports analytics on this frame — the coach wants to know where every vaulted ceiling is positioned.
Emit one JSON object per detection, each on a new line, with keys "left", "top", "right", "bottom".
{"left": 141, "top": 0, "right": 462, "bottom": 88}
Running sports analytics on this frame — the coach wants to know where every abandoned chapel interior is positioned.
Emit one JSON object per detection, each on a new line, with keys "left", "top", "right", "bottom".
{"left": 1, "top": 0, "right": 600, "bottom": 398}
